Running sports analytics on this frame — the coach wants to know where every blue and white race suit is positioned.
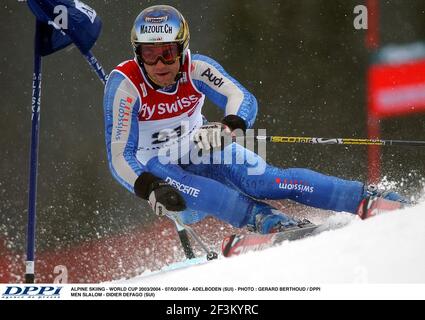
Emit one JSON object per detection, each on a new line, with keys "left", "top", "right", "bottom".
{"left": 104, "top": 51, "right": 364, "bottom": 226}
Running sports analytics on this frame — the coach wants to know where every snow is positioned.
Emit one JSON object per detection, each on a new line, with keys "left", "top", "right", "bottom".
{"left": 123, "top": 201, "right": 425, "bottom": 285}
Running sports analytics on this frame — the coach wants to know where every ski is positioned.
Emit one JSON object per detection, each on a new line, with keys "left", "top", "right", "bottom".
{"left": 221, "top": 224, "right": 320, "bottom": 257}
{"left": 140, "top": 256, "right": 209, "bottom": 278}
{"left": 222, "top": 198, "right": 407, "bottom": 258}
{"left": 357, "top": 196, "right": 405, "bottom": 219}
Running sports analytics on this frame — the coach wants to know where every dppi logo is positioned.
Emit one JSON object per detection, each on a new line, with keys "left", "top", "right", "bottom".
{"left": 201, "top": 68, "right": 224, "bottom": 88}
{"left": 2, "top": 286, "right": 62, "bottom": 299}
{"left": 275, "top": 178, "right": 314, "bottom": 193}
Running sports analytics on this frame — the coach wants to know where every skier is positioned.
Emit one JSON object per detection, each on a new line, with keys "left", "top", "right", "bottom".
{"left": 103, "top": 5, "right": 407, "bottom": 234}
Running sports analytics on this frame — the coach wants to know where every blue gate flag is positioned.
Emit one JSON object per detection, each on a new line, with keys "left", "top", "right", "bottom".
{"left": 27, "top": 0, "right": 102, "bottom": 55}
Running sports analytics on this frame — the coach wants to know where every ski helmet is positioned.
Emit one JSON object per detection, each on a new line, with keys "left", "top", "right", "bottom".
{"left": 131, "top": 5, "right": 190, "bottom": 67}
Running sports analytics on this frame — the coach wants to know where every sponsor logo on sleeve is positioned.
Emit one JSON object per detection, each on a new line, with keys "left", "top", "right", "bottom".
{"left": 201, "top": 68, "right": 224, "bottom": 88}
{"left": 115, "top": 96, "right": 133, "bottom": 141}
{"left": 275, "top": 178, "right": 314, "bottom": 193}
{"left": 165, "top": 177, "right": 200, "bottom": 197}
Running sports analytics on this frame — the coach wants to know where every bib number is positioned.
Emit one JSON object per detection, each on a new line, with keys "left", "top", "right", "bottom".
{"left": 152, "top": 125, "right": 184, "bottom": 145}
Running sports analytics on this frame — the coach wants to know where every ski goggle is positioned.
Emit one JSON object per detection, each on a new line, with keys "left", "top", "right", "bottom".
{"left": 138, "top": 43, "right": 181, "bottom": 66}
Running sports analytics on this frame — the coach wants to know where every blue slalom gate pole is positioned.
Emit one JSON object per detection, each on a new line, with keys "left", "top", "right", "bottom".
{"left": 84, "top": 51, "right": 108, "bottom": 84}
{"left": 25, "top": 0, "right": 107, "bottom": 282}
{"left": 26, "top": 20, "right": 43, "bottom": 283}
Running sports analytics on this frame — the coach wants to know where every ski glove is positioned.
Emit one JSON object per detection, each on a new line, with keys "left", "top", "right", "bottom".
{"left": 193, "top": 122, "right": 232, "bottom": 151}
{"left": 148, "top": 181, "right": 186, "bottom": 216}
{"left": 134, "top": 172, "right": 186, "bottom": 216}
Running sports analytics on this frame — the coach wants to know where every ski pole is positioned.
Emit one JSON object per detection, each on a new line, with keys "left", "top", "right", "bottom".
{"left": 172, "top": 220, "right": 195, "bottom": 259}
{"left": 165, "top": 212, "right": 218, "bottom": 261}
{"left": 255, "top": 136, "right": 425, "bottom": 147}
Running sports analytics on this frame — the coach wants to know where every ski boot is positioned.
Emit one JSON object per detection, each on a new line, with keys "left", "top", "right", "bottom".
{"left": 356, "top": 184, "right": 410, "bottom": 220}
{"left": 248, "top": 212, "right": 315, "bottom": 234}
